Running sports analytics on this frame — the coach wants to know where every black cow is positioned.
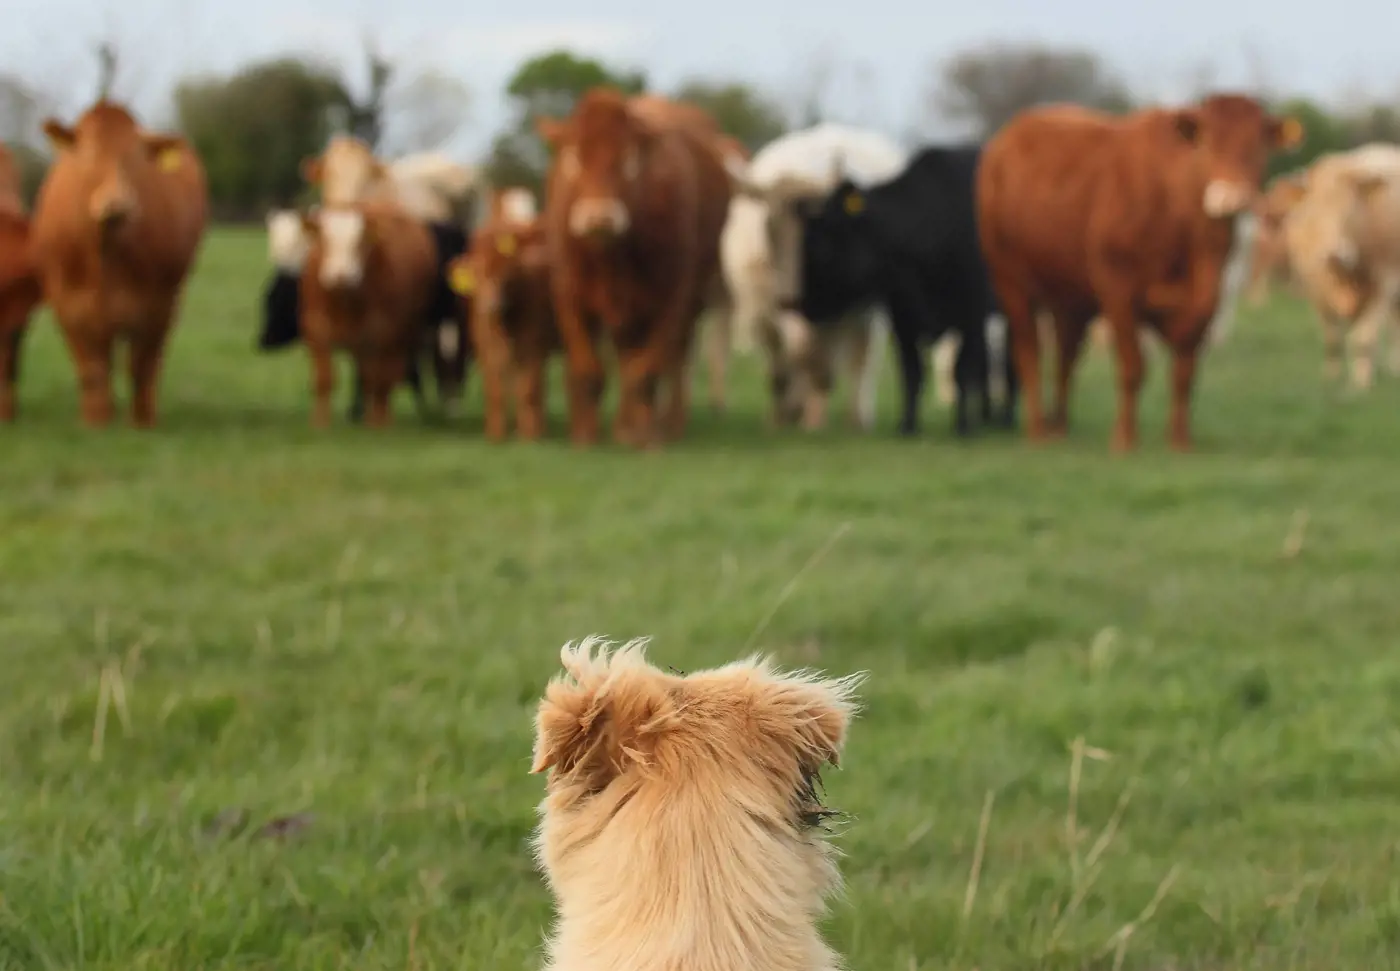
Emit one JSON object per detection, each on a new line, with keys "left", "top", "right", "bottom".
{"left": 797, "top": 144, "right": 1017, "bottom": 436}
{"left": 256, "top": 218, "right": 473, "bottom": 422}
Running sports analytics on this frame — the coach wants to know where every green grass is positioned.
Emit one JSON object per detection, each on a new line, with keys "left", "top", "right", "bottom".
{"left": 2, "top": 225, "right": 1399, "bottom": 970}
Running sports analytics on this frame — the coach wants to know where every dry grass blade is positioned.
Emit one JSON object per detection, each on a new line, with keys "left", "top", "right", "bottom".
{"left": 1102, "top": 863, "right": 1183, "bottom": 971}
{"left": 744, "top": 521, "right": 852, "bottom": 650}
{"left": 89, "top": 667, "right": 112, "bottom": 762}
{"left": 963, "top": 789, "right": 996, "bottom": 919}
{"left": 1066, "top": 736, "right": 1085, "bottom": 885}
{"left": 1085, "top": 778, "right": 1136, "bottom": 870}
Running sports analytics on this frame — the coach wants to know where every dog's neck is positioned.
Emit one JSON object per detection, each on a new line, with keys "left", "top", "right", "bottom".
{"left": 537, "top": 790, "right": 848, "bottom": 971}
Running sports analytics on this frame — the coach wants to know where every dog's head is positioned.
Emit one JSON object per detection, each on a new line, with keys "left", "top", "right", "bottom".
{"left": 528, "top": 637, "right": 864, "bottom": 968}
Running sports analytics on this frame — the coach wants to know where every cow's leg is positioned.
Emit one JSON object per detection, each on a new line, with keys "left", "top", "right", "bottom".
{"left": 554, "top": 295, "right": 605, "bottom": 447}
{"left": 362, "top": 352, "right": 402, "bottom": 429}
{"left": 994, "top": 285, "right": 1046, "bottom": 441}
{"left": 1319, "top": 309, "right": 1345, "bottom": 385}
{"left": 128, "top": 320, "right": 174, "bottom": 429}
{"left": 760, "top": 315, "right": 797, "bottom": 428}
{"left": 1101, "top": 302, "right": 1146, "bottom": 452}
{"left": 843, "top": 316, "right": 882, "bottom": 431}
{"left": 404, "top": 337, "right": 428, "bottom": 417}
{"left": 615, "top": 345, "right": 661, "bottom": 449}
{"left": 308, "top": 341, "right": 336, "bottom": 429}
{"left": 1047, "top": 311, "right": 1092, "bottom": 436}
{"left": 0, "top": 326, "right": 24, "bottom": 422}
{"left": 1345, "top": 299, "right": 1385, "bottom": 393}
{"left": 799, "top": 331, "right": 835, "bottom": 432}
{"left": 58, "top": 326, "right": 115, "bottom": 428}
{"left": 660, "top": 312, "right": 699, "bottom": 442}
{"left": 1167, "top": 339, "right": 1203, "bottom": 452}
{"left": 515, "top": 350, "right": 547, "bottom": 441}
{"left": 932, "top": 332, "right": 959, "bottom": 407}
{"left": 471, "top": 310, "right": 509, "bottom": 442}
{"left": 347, "top": 364, "right": 367, "bottom": 423}
{"left": 887, "top": 321, "right": 924, "bottom": 436}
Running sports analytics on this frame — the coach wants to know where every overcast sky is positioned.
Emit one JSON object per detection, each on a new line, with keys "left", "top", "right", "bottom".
{"left": 5, "top": 0, "right": 1398, "bottom": 157}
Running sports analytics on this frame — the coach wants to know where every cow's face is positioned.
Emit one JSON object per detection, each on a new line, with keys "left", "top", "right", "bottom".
{"left": 1172, "top": 94, "right": 1303, "bottom": 218}
{"left": 301, "top": 136, "right": 388, "bottom": 208}
{"left": 303, "top": 208, "right": 372, "bottom": 290}
{"left": 798, "top": 180, "right": 882, "bottom": 324}
{"left": 726, "top": 165, "right": 833, "bottom": 308}
{"left": 538, "top": 91, "right": 652, "bottom": 243}
{"left": 42, "top": 102, "right": 185, "bottom": 238}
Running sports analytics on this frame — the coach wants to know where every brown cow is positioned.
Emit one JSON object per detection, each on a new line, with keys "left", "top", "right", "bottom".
{"left": 30, "top": 101, "right": 207, "bottom": 427}
{"left": 536, "top": 88, "right": 734, "bottom": 448}
{"left": 447, "top": 190, "right": 559, "bottom": 441}
{"left": 977, "top": 94, "right": 1301, "bottom": 452}
{"left": 298, "top": 201, "right": 438, "bottom": 428}
{"left": 0, "top": 209, "right": 42, "bottom": 420}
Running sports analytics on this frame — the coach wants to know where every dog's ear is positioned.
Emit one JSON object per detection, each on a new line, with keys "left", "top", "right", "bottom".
{"left": 530, "top": 639, "right": 677, "bottom": 787}
{"left": 752, "top": 668, "right": 865, "bottom": 769}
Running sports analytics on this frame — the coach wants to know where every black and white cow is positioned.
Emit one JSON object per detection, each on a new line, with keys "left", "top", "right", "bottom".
{"left": 796, "top": 144, "right": 1017, "bottom": 436}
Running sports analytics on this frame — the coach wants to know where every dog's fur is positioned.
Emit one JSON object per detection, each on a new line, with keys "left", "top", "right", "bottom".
{"left": 529, "top": 637, "right": 865, "bottom": 971}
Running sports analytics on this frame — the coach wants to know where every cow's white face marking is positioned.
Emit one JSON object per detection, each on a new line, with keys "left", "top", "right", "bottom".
{"left": 1203, "top": 179, "right": 1252, "bottom": 218}
{"left": 267, "top": 211, "right": 309, "bottom": 272}
{"left": 317, "top": 209, "right": 368, "bottom": 288}
{"left": 568, "top": 198, "right": 630, "bottom": 238}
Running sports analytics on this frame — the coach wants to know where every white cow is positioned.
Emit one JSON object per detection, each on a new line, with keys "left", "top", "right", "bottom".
{"left": 723, "top": 124, "right": 960, "bottom": 430}
{"left": 266, "top": 208, "right": 310, "bottom": 272}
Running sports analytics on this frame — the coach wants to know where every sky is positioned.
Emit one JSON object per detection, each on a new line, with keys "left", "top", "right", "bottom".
{"left": 4, "top": 0, "right": 1399, "bottom": 159}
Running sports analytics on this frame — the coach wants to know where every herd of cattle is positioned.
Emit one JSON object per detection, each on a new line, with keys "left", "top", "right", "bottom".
{"left": 1, "top": 90, "right": 1398, "bottom": 451}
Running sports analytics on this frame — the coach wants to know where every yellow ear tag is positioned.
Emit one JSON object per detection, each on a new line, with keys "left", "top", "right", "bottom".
{"left": 843, "top": 192, "right": 864, "bottom": 215}
{"left": 1280, "top": 116, "right": 1303, "bottom": 147}
{"left": 496, "top": 234, "right": 516, "bottom": 256}
{"left": 449, "top": 264, "right": 475, "bottom": 295}
{"left": 157, "top": 148, "right": 182, "bottom": 173}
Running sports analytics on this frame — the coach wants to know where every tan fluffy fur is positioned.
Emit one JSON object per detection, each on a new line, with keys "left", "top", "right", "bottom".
{"left": 529, "top": 637, "right": 865, "bottom": 971}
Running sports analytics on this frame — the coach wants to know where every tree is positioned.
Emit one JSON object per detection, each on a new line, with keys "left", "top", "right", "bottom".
{"left": 1265, "top": 96, "right": 1350, "bottom": 178}
{"left": 174, "top": 57, "right": 349, "bottom": 218}
{"left": 484, "top": 50, "right": 647, "bottom": 194}
{"left": 673, "top": 79, "right": 787, "bottom": 151}
{"left": 380, "top": 68, "right": 471, "bottom": 155}
{"left": 0, "top": 73, "right": 53, "bottom": 205}
{"left": 926, "top": 42, "right": 1134, "bottom": 138}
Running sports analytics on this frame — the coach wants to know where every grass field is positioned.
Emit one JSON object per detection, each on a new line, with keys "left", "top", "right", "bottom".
{"left": 2, "top": 226, "right": 1400, "bottom": 970}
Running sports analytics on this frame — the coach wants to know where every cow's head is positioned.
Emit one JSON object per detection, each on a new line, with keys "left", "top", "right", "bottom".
{"left": 454, "top": 213, "right": 547, "bottom": 319}
{"left": 537, "top": 88, "right": 658, "bottom": 243}
{"left": 796, "top": 179, "right": 884, "bottom": 325}
{"left": 1170, "top": 93, "right": 1303, "bottom": 219}
{"left": 42, "top": 101, "right": 186, "bottom": 239}
{"left": 301, "top": 135, "right": 389, "bottom": 207}
{"left": 301, "top": 206, "right": 375, "bottom": 290}
{"left": 726, "top": 155, "right": 836, "bottom": 309}
{"left": 266, "top": 208, "right": 310, "bottom": 273}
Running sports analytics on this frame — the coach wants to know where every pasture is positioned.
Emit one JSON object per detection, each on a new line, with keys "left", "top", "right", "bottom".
{"left": 1, "top": 226, "right": 1399, "bottom": 970}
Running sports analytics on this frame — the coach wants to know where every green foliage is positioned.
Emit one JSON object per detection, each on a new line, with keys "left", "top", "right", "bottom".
{"left": 0, "top": 229, "right": 1398, "bottom": 967}
{"left": 174, "top": 57, "right": 349, "bottom": 219}
{"left": 483, "top": 50, "right": 648, "bottom": 195}
{"left": 10, "top": 142, "right": 48, "bottom": 206}
{"left": 673, "top": 79, "right": 789, "bottom": 151}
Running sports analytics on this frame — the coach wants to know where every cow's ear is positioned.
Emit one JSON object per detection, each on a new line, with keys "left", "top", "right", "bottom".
{"left": 301, "top": 155, "right": 324, "bottom": 185}
{"left": 141, "top": 133, "right": 184, "bottom": 173}
{"left": 535, "top": 117, "right": 570, "bottom": 148}
{"left": 42, "top": 119, "right": 76, "bottom": 153}
{"left": 1171, "top": 109, "right": 1201, "bottom": 144}
{"left": 1270, "top": 115, "right": 1304, "bottom": 150}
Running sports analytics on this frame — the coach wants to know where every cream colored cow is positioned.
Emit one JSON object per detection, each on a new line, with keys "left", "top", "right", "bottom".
{"left": 1284, "top": 144, "right": 1400, "bottom": 391}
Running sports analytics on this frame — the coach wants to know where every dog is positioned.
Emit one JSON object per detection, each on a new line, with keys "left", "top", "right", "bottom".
{"left": 528, "top": 637, "right": 865, "bottom": 971}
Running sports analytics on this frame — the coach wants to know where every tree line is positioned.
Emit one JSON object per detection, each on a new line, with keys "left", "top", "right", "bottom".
{"left": 1, "top": 42, "right": 1397, "bottom": 221}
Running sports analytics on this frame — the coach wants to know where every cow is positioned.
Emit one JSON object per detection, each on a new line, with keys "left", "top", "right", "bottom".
{"left": 722, "top": 124, "right": 896, "bottom": 430}
{"left": 447, "top": 188, "right": 559, "bottom": 441}
{"left": 791, "top": 143, "right": 1017, "bottom": 437}
{"left": 1282, "top": 144, "right": 1400, "bottom": 392}
{"left": 297, "top": 201, "right": 439, "bottom": 428}
{"left": 301, "top": 135, "right": 476, "bottom": 414}
{"left": 977, "top": 94, "right": 1302, "bottom": 452}
{"left": 0, "top": 207, "right": 42, "bottom": 421}
{"left": 30, "top": 101, "right": 208, "bottom": 428}
{"left": 1245, "top": 172, "right": 1308, "bottom": 307}
{"left": 536, "top": 87, "right": 732, "bottom": 448}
